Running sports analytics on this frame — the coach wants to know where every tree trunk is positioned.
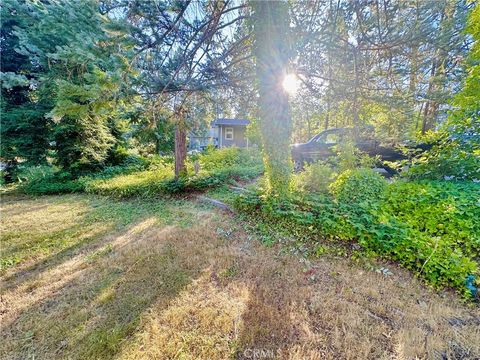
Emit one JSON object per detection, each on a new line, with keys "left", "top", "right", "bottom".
{"left": 352, "top": 45, "right": 360, "bottom": 127}
{"left": 174, "top": 123, "right": 187, "bottom": 179}
{"left": 252, "top": 0, "right": 292, "bottom": 196}
{"left": 325, "top": 95, "right": 330, "bottom": 130}
{"left": 409, "top": 0, "right": 419, "bottom": 105}
{"left": 422, "top": 2, "right": 451, "bottom": 134}
{"left": 422, "top": 60, "right": 436, "bottom": 134}
{"left": 306, "top": 113, "right": 312, "bottom": 139}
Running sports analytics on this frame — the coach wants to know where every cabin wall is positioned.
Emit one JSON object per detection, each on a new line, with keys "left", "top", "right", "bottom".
{"left": 219, "top": 125, "right": 247, "bottom": 148}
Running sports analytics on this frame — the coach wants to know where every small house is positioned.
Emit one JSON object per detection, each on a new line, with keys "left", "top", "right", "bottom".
{"left": 211, "top": 118, "right": 250, "bottom": 148}
{"left": 189, "top": 118, "right": 250, "bottom": 150}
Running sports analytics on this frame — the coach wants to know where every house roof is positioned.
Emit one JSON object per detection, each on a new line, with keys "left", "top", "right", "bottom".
{"left": 211, "top": 118, "right": 250, "bottom": 126}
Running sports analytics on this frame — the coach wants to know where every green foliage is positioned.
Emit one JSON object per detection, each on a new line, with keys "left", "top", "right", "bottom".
{"left": 245, "top": 117, "right": 262, "bottom": 147}
{"left": 4, "top": 0, "right": 133, "bottom": 174}
{"left": 334, "top": 141, "right": 379, "bottom": 171}
{"left": 291, "top": 140, "right": 380, "bottom": 195}
{"left": 15, "top": 149, "right": 263, "bottom": 197}
{"left": 330, "top": 168, "right": 387, "bottom": 204}
{"left": 384, "top": 180, "right": 480, "bottom": 258}
{"left": 292, "top": 162, "right": 337, "bottom": 193}
{"left": 406, "top": 4, "right": 480, "bottom": 181}
{"left": 86, "top": 148, "right": 263, "bottom": 197}
{"left": 453, "top": 2, "right": 480, "bottom": 124}
{"left": 253, "top": 1, "right": 293, "bottom": 196}
{"left": 127, "top": 100, "right": 176, "bottom": 155}
{"left": 291, "top": 1, "right": 470, "bottom": 142}
{"left": 199, "top": 147, "right": 262, "bottom": 171}
{"left": 86, "top": 168, "right": 173, "bottom": 198}
{"left": 361, "top": 101, "right": 415, "bottom": 143}
{"left": 0, "top": 2, "right": 52, "bottom": 167}
{"left": 17, "top": 166, "right": 84, "bottom": 195}
{"left": 235, "top": 179, "right": 479, "bottom": 298}
{"left": 407, "top": 129, "right": 479, "bottom": 180}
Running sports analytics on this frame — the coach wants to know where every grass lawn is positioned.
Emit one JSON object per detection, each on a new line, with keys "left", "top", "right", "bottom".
{"left": 1, "top": 194, "right": 479, "bottom": 359}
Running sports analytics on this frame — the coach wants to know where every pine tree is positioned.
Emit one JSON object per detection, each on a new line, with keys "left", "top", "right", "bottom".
{"left": 111, "top": 0, "right": 250, "bottom": 178}
{"left": 11, "top": 0, "right": 132, "bottom": 173}
{"left": 0, "top": 1, "right": 51, "bottom": 171}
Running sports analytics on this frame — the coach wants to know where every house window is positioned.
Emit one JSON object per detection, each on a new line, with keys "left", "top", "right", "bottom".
{"left": 225, "top": 127, "right": 234, "bottom": 140}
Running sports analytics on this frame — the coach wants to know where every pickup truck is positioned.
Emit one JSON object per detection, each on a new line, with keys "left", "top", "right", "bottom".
{"left": 291, "top": 127, "right": 422, "bottom": 172}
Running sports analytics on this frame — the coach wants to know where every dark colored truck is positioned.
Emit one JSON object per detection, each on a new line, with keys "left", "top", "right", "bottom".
{"left": 291, "top": 127, "right": 420, "bottom": 172}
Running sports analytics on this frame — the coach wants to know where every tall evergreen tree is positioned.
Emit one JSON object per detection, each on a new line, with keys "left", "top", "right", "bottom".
{"left": 0, "top": 2, "right": 51, "bottom": 171}
{"left": 9, "top": 0, "right": 132, "bottom": 173}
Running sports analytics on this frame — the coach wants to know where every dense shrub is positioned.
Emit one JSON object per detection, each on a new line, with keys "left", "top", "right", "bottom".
{"left": 234, "top": 179, "right": 479, "bottom": 298}
{"left": 85, "top": 163, "right": 263, "bottom": 197}
{"left": 333, "top": 141, "right": 379, "bottom": 172}
{"left": 384, "top": 180, "right": 480, "bottom": 259}
{"left": 14, "top": 155, "right": 153, "bottom": 195}
{"left": 406, "top": 139, "right": 480, "bottom": 181}
{"left": 292, "top": 162, "right": 337, "bottom": 193}
{"left": 291, "top": 142, "right": 381, "bottom": 195}
{"left": 17, "top": 166, "right": 85, "bottom": 195}
{"left": 199, "top": 147, "right": 262, "bottom": 171}
{"left": 89, "top": 154, "right": 175, "bottom": 180}
{"left": 83, "top": 148, "right": 263, "bottom": 197}
{"left": 85, "top": 168, "right": 173, "bottom": 197}
{"left": 13, "top": 148, "right": 263, "bottom": 197}
{"left": 330, "top": 168, "right": 387, "bottom": 204}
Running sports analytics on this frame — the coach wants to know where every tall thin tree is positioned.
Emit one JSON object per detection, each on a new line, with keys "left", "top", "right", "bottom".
{"left": 252, "top": 0, "right": 293, "bottom": 195}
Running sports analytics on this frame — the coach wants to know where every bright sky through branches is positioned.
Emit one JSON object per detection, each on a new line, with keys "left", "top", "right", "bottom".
{"left": 282, "top": 73, "right": 299, "bottom": 95}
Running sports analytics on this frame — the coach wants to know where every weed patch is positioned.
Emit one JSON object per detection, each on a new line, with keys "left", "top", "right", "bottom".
{"left": 234, "top": 178, "right": 480, "bottom": 298}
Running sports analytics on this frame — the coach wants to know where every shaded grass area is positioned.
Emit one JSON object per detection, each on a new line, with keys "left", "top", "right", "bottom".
{"left": 1, "top": 194, "right": 218, "bottom": 359}
{"left": 0, "top": 194, "right": 198, "bottom": 272}
{"left": 1, "top": 194, "right": 479, "bottom": 359}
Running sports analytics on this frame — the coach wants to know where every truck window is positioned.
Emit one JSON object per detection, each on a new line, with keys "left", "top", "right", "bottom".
{"left": 316, "top": 132, "right": 340, "bottom": 144}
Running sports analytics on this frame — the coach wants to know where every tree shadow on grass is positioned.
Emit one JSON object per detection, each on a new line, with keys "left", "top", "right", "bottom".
{"left": 100, "top": 224, "right": 308, "bottom": 360}
{"left": 231, "top": 245, "right": 312, "bottom": 360}
{"left": 1, "top": 224, "right": 113, "bottom": 291}
{"left": 0, "top": 195, "right": 188, "bottom": 293}
{"left": 1, "top": 220, "right": 213, "bottom": 360}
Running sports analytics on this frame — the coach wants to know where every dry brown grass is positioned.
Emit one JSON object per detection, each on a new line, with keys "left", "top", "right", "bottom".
{"left": 1, "top": 194, "right": 479, "bottom": 359}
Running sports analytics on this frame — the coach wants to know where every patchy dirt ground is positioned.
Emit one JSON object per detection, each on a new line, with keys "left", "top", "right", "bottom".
{"left": 1, "top": 194, "right": 479, "bottom": 359}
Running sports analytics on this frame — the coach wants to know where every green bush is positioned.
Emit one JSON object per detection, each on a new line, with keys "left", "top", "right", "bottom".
{"left": 234, "top": 180, "right": 479, "bottom": 298}
{"left": 88, "top": 154, "right": 173, "bottom": 180}
{"left": 13, "top": 148, "right": 264, "bottom": 197}
{"left": 334, "top": 140, "right": 379, "bottom": 172}
{"left": 330, "top": 168, "right": 387, "bottom": 204}
{"left": 290, "top": 140, "right": 381, "bottom": 196}
{"left": 199, "top": 147, "right": 262, "bottom": 171}
{"left": 85, "top": 167, "right": 173, "bottom": 197}
{"left": 17, "top": 166, "right": 85, "bottom": 195}
{"left": 406, "top": 144, "right": 480, "bottom": 181}
{"left": 84, "top": 149, "right": 263, "bottom": 198}
{"left": 14, "top": 155, "right": 155, "bottom": 196}
{"left": 292, "top": 162, "right": 337, "bottom": 194}
{"left": 384, "top": 180, "right": 480, "bottom": 259}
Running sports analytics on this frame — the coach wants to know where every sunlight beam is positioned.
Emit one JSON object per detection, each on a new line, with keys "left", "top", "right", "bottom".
{"left": 282, "top": 73, "right": 299, "bottom": 95}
